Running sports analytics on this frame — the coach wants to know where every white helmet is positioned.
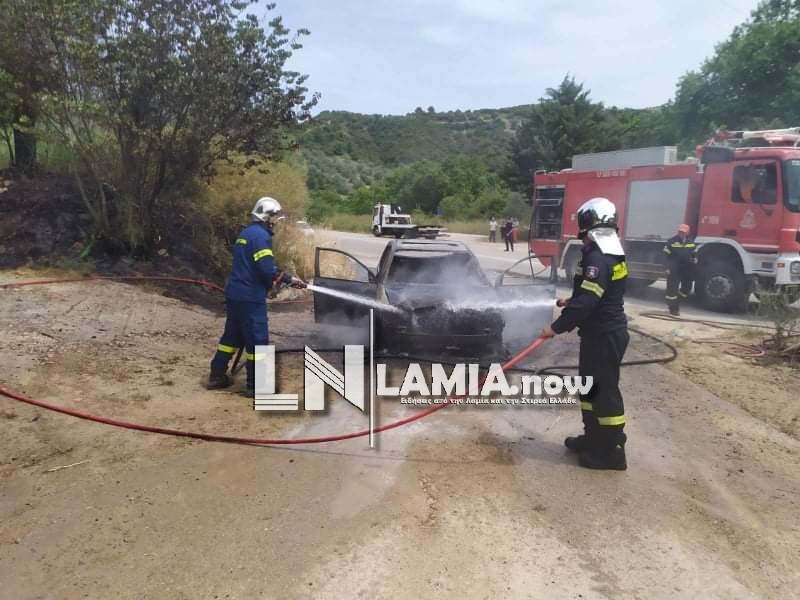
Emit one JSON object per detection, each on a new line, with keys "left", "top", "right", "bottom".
{"left": 577, "top": 197, "right": 625, "bottom": 256}
{"left": 251, "top": 196, "right": 284, "bottom": 224}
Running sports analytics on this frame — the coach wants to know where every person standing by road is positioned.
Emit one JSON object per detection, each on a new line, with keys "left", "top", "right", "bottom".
{"left": 503, "top": 217, "right": 514, "bottom": 252}
{"left": 489, "top": 216, "right": 497, "bottom": 243}
{"left": 663, "top": 224, "right": 697, "bottom": 316}
{"left": 539, "top": 197, "right": 629, "bottom": 471}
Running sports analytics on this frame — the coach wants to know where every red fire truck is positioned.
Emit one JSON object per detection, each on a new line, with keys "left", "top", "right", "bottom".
{"left": 529, "top": 128, "right": 800, "bottom": 311}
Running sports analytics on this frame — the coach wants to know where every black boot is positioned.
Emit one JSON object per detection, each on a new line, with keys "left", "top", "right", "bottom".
{"left": 207, "top": 371, "right": 232, "bottom": 390}
{"left": 668, "top": 304, "right": 680, "bottom": 316}
{"left": 564, "top": 435, "right": 590, "bottom": 453}
{"left": 578, "top": 445, "right": 627, "bottom": 471}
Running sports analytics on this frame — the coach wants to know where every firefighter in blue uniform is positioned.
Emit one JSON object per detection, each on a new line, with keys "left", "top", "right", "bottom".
{"left": 663, "top": 224, "right": 697, "bottom": 316}
{"left": 207, "top": 197, "right": 306, "bottom": 395}
{"left": 540, "top": 197, "right": 629, "bottom": 471}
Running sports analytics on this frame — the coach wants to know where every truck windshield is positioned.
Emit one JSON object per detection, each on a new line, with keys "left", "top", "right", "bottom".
{"left": 785, "top": 160, "right": 800, "bottom": 212}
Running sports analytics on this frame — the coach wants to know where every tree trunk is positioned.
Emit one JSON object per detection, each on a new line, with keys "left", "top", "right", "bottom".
{"left": 1, "top": 129, "right": 13, "bottom": 166}
{"left": 12, "top": 127, "right": 36, "bottom": 176}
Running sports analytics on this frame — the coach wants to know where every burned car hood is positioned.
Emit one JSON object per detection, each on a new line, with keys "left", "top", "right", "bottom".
{"left": 384, "top": 284, "right": 496, "bottom": 312}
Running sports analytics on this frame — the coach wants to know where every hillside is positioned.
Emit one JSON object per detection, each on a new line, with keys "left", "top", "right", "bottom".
{"left": 299, "top": 106, "right": 532, "bottom": 194}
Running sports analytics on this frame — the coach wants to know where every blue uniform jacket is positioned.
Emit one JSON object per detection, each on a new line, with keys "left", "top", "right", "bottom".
{"left": 224, "top": 223, "right": 291, "bottom": 302}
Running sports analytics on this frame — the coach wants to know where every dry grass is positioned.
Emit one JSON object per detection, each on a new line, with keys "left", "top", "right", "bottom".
{"left": 273, "top": 224, "right": 316, "bottom": 281}
{"left": 316, "top": 245, "right": 362, "bottom": 280}
{"left": 441, "top": 219, "right": 488, "bottom": 235}
{"left": 189, "top": 155, "right": 317, "bottom": 280}
{"left": 200, "top": 155, "right": 309, "bottom": 220}
{"left": 320, "top": 212, "right": 372, "bottom": 233}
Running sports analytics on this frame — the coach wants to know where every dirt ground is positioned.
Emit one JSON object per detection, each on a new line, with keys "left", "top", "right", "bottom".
{"left": 1, "top": 270, "right": 799, "bottom": 599}
{"left": 625, "top": 305, "right": 800, "bottom": 440}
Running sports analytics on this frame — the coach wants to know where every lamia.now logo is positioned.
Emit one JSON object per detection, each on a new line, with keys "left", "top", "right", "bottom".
{"left": 253, "top": 344, "right": 592, "bottom": 411}
{"left": 374, "top": 362, "right": 591, "bottom": 398}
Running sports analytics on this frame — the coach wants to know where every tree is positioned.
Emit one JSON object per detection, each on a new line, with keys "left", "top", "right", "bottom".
{"left": 0, "top": 69, "right": 21, "bottom": 164}
{"left": 602, "top": 106, "right": 674, "bottom": 150}
{"left": 0, "top": 3, "right": 51, "bottom": 175}
{"left": 440, "top": 193, "right": 478, "bottom": 219}
{"left": 673, "top": 0, "right": 800, "bottom": 142}
{"left": 307, "top": 189, "right": 344, "bottom": 222}
{"left": 383, "top": 161, "right": 449, "bottom": 212}
{"left": 510, "top": 76, "right": 606, "bottom": 191}
{"left": 344, "top": 185, "right": 385, "bottom": 214}
{"left": 0, "top": 0, "right": 316, "bottom": 254}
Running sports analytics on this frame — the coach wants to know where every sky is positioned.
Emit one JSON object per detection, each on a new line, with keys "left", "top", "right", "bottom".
{"left": 265, "top": 0, "right": 759, "bottom": 115}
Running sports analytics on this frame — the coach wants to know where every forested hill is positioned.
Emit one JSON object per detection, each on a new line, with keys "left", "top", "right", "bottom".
{"left": 298, "top": 106, "right": 532, "bottom": 194}
{"left": 297, "top": 102, "right": 670, "bottom": 197}
{"left": 301, "top": 106, "right": 531, "bottom": 166}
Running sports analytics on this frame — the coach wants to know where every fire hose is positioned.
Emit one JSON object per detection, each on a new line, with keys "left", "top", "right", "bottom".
{"left": 0, "top": 275, "right": 548, "bottom": 446}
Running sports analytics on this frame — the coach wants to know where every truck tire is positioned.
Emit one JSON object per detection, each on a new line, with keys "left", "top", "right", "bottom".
{"left": 697, "top": 260, "right": 747, "bottom": 312}
{"left": 372, "top": 226, "right": 381, "bottom": 237}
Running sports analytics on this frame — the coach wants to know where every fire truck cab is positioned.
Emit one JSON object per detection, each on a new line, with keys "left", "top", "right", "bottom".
{"left": 529, "top": 129, "right": 800, "bottom": 311}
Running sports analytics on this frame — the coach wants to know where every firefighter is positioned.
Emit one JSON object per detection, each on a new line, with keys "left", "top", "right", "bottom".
{"left": 207, "top": 197, "right": 306, "bottom": 395}
{"left": 539, "top": 197, "right": 629, "bottom": 471}
{"left": 663, "top": 224, "right": 697, "bottom": 316}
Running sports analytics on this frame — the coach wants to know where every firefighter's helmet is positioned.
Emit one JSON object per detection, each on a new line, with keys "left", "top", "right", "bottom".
{"left": 576, "top": 197, "right": 618, "bottom": 237}
{"left": 251, "top": 197, "right": 284, "bottom": 225}
{"left": 577, "top": 197, "right": 625, "bottom": 256}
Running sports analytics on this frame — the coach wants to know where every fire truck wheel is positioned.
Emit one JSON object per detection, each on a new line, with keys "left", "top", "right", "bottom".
{"left": 697, "top": 260, "right": 746, "bottom": 312}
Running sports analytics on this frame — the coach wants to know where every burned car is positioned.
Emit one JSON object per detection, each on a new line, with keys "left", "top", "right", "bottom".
{"left": 312, "top": 239, "right": 556, "bottom": 357}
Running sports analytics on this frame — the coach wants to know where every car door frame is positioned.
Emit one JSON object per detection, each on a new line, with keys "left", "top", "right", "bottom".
{"left": 312, "top": 247, "right": 378, "bottom": 324}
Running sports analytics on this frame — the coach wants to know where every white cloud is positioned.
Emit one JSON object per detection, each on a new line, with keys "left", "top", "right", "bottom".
{"left": 449, "top": 0, "right": 540, "bottom": 25}
{"left": 416, "top": 24, "right": 464, "bottom": 47}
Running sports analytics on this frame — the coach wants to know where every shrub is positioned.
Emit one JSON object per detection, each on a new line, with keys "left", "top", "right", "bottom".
{"left": 187, "top": 156, "right": 315, "bottom": 280}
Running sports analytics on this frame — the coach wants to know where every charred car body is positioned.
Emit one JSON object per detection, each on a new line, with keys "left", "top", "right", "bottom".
{"left": 312, "top": 239, "right": 556, "bottom": 357}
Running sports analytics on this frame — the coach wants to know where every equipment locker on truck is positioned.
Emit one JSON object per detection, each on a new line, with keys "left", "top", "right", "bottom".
{"left": 529, "top": 130, "right": 800, "bottom": 311}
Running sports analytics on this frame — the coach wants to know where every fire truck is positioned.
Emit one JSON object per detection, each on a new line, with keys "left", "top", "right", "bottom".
{"left": 529, "top": 128, "right": 800, "bottom": 311}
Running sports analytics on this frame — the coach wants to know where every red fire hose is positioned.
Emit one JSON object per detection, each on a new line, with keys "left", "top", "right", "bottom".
{"left": 0, "top": 275, "right": 548, "bottom": 446}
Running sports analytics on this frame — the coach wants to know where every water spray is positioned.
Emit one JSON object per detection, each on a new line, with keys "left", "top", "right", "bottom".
{"left": 442, "top": 297, "right": 556, "bottom": 312}
{"left": 305, "top": 283, "right": 404, "bottom": 314}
